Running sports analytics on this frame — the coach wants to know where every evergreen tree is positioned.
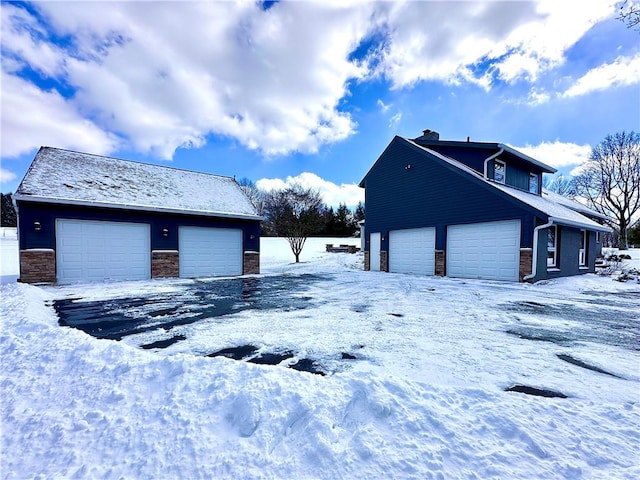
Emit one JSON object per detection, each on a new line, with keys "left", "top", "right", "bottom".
{"left": 1, "top": 193, "right": 17, "bottom": 227}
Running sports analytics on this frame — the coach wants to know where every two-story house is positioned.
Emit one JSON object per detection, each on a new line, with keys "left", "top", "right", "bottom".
{"left": 359, "top": 129, "right": 610, "bottom": 282}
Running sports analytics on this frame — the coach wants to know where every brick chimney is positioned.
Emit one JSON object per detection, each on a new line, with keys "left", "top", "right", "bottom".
{"left": 414, "top": 129, "right": 440, "bottom": 143}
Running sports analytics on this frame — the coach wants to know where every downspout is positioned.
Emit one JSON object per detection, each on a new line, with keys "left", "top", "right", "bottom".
{"left": 483, "top": 147, "right": 505, "bottom": 180}
{"left": 523, "top": 220, "right": 554, "bottom": 281}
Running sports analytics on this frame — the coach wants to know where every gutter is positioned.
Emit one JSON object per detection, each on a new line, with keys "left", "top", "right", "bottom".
{"left": 523, "top": 220, "right": 554, "bottom": 282}
{"left": 483, "top": 147, "right": 504, "bottom": 180}
{"left": 547, "top": 216, "right": 611, "bottom": 233}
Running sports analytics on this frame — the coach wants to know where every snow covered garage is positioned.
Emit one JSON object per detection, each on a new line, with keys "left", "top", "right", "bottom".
{"left": 14, "top": 147, "right": 261, "bottom": 284}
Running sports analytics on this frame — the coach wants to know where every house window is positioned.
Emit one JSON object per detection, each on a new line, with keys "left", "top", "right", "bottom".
{"left": 595, "top": 231, "right": 600, "bottom": 243}
{"left": 529, "top": 173, "right": 538, "bottom": 194}
{"left": 547, "top": 226, "right": 558, "bottom": 268}
{"left": 579, "top": 230, "right": 587, "bottom": 266}
{"left": 494, "top": 159, "right": 506, "bottom": 184}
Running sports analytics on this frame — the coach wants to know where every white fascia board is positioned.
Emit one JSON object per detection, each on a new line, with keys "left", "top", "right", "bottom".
{"left": 549, "top": 217, "right": 611, "bottom": 233}
{"left": 13, "top": 194, "right": 264, "bottom": 221}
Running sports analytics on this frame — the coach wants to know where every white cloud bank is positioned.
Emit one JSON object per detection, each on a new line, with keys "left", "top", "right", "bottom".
{"left": 563, "top": 54, "right": 640, "bottom": 98}
{"left": 0, "top": 71, "right": 118, "bottom": 158}
{"left": 0, "top": 1, "right": 620, "bottom": 160}
{"left": 514, "top": 140, "right": 592, "bottom": 169}
{"left": 256, "top": 172, "right": 363, "bottom": 208}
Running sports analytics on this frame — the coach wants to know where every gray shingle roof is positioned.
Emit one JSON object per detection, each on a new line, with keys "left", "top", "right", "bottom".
{"left": 15, "top": 147, "right": 260, "bottom": 220}
{"left": 405, "top": 139, "right": 610, "bottom": 232}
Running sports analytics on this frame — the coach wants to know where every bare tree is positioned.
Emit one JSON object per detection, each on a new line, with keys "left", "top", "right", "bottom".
{"left": 543, "top": 175, "right": 576, "bottom": 197}
{"left": 618, "top": 0, "right": 640, "bottom": 31}
{"left": 264, "top": 184, "right": 324, "bottom": 262}
{"left": 236, "top": 177, "right": 266, "bottom": 216}
{"left": 573, "top": 131, "right": 640, "bottom": 249}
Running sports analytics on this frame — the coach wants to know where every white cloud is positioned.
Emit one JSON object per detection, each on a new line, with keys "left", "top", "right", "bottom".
{"left": 376, "top": 99, "right": 391, "bottom": 113}
{"left": 389, "top": 112, "right": 402, "bottom": 128}
{"left": 256, "top": 172, "right": 363, "bottom": 207}
{"left": 1, "top": 2, "right": 375, "bottom": 159}
{"left": 375, "top": 0, "right": 615, "bottom": 88}
{"left": 0, "top": 71, "right": 119, "bottom": 158}
{"left": 0, "top": 168, "right": 17, "bottom": 183}
{"left": 514, "top": 140, "right": 592, "bottom": 169}
{"left": 563, "top": 54, "right": 640, "bottom": 98}
{"left": 526, "top": 87, "right": 551, "bottom": 105}
{"left": 0, "top": 1, "right": 624, "bottom": 161}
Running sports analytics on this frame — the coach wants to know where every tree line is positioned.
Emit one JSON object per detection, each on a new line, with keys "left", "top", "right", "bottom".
{"left": 238, "top": 179, "right": 364, "bottom": 238}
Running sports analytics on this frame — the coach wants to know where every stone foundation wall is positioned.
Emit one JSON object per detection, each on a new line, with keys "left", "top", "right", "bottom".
{"left": 380, "top": 250, "right": 388, "bottom": 272}
{"left": 243, "top": 251, "right": 260, "bottom": 275}
{"left": 19, "top": 249, "right": 56, "bottom": 283}
{"left": 519, "top": 248, "right": 533, "bottom": 282}
{"left": 435, "top": 250, "right": 446, "bottom": 276}
{"left": 151, "top": 251, "right": 179, "bottom": 278}
{"left": 364, "top": 251, "right": 370, "bottom": 271}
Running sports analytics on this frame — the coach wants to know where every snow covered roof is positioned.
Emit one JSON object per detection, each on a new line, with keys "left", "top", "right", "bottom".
{"left": 405, "top": 139, "right": 611, "bottom": 232}
{"left": 541, "top": 188, "right": 610, "bottom": 222}
{"left": 15, "top": 147, "right": 261, "bottom": 220}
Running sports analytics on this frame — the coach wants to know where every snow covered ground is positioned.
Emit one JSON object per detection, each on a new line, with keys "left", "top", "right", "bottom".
{"left": 1, "top": 237, "right": 639, "bottom": 479}
{"left": 0, "top": 227, "right": 18, "bottom": 285}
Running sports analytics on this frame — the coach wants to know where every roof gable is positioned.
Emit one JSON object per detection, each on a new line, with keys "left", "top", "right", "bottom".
{"left": 15, "top": 147, "right": 260, "bottom": 220}
{"left": 407, "top": 140, "right": 608, "bottom": 232}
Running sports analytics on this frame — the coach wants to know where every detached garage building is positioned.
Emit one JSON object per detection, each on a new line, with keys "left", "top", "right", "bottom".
{"left": 359, "top": 130, "right": 610, "bottom": 282}
{"left": 14, "top": 147, "right": 261, "bottom": 284}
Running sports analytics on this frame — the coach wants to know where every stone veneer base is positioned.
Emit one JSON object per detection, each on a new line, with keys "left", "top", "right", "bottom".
{"left": 19, "top": 249, "right": 56, "bottom": 283}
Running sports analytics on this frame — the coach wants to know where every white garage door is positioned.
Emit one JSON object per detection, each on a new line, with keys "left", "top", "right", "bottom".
{"left": 447, "top": 220, "right": 521, "bottom": 282}
{"left": 389, "top": 227, "right": 436, "bottom": 275}
{"left": 56, "top": 219, "right": 150, "bottom": 284}
{"left": 179, "top": 226, "right": 243, "bottom": 278}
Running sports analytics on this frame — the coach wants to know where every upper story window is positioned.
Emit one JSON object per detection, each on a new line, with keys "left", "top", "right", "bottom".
{"left": 493, "top": 159, "right": 506, "bottom": 184}
{"left": 547, "top": 225, "right": 558, "bottom": 268}
{"left": 529, "top": 173, "right": 539, "bottom": 194}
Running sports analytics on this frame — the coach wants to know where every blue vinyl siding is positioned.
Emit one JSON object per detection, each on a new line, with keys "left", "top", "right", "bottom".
{"left": 362, "top": 137, "right": 538, "bottom": 251}
{"left": 423, "top": 145, "right": 491, "bottom": 173}
{"left": 535, "top": 226, "right": 599, "bottom": 280}
{"left": 421, "top": 143, "right": 545, "bottom": 193}
{"left": 16, "top": 201, "right": 260, "bottom": 253}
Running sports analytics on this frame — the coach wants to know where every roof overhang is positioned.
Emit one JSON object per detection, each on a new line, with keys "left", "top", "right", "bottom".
{"left": 13, "top": 194, "right": 264, "bottom": 221}
{"left": 548, "top": 216, "right": 611, "bottom": 233}
{"left": 500, "top": 144, "right": 556, "bottom": 173}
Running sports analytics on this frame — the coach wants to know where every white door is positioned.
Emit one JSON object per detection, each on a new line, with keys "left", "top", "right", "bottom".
{"left": 56, "top": 219, "right": 150, "bottom": 284}
{"left": 370, "top": 232, "right": 381, "bottom": 271}
{"left": 179, "top": 226, "right": 243, "bottom": 278}
{"left": 447, "top": 220, "right": 521, "bottom": 282}
{"left": 389, "top": 227, "right": 436, "bottom": 275}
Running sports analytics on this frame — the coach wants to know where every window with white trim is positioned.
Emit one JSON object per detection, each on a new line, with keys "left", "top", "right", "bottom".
{"left": 547, "top": 226, "right": 558, "bottom": 268}
{"left": 494, "top": 159, "right": 506, "bottom": 184}
{"left": 529, "top": 173, "right": 538, "bottom": 194}
{"left": 579, "top": 229, "right": 587, "bottom": 266}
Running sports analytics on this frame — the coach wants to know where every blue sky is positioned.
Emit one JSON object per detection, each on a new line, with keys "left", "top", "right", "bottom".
{"left": 1, "top": 0, "right": 639, "bottom": 206}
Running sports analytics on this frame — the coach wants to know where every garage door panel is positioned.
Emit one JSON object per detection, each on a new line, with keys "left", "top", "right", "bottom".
{"left": 56, "top": 219, "right": 150, "bottom": 283}
{"left": 447, "top": 220, "right": 520, "bottom": 282}
{"left": 389, "top": 227, "right": 435, "bottom": 275}
{"left": 179, "top": 226, "right": 242, "bottom": 278}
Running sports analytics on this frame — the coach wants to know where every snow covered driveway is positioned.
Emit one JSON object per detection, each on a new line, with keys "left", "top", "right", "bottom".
{"left": 1, "top": 238, "right": 639, "bottom": 479}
